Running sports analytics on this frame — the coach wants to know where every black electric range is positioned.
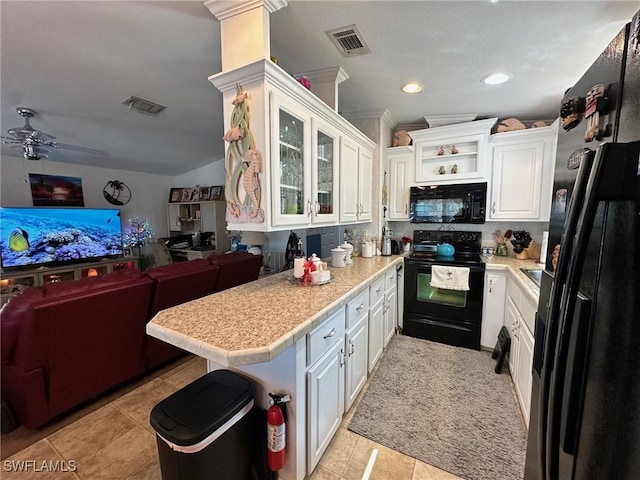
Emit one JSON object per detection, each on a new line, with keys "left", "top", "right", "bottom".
{"left": 404, "top": 230, "right": 485, "bottom": 350}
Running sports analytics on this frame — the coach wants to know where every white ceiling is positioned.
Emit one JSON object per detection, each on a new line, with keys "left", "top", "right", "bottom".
{"left": 1, "top": 1, "right": 637, "bottom": 176}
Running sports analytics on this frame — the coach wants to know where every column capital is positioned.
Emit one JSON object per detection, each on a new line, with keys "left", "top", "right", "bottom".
{"left": 204, "top": 0, "right": 288, "bottom": 21}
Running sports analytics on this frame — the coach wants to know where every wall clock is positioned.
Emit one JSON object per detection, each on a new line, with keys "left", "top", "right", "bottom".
{"left": 103, "top": 180, "right": 131, "bottom": 205}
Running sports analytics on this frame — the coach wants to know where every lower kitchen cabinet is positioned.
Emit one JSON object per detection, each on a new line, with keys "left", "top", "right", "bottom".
{"left": 505, "top": 275, "right": 537, "bottom": 427}
{"left": 307, "top": 339, "right": 345, "bottom": 473}
{"left": 383, "top": 267, "right": 398, "bottom": 347}
{"left": 368, "top": 275, "right": 386, "bottom": 373}
{"left": 344, "top": 317, "right": 368, "bottom": 411}
{"left": 481, "top": 270, "right": 508, "bottom": 349}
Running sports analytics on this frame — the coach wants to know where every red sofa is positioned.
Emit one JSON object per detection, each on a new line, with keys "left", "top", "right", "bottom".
{"left": 1, "top": 252, "right": 262, "bottom": 429}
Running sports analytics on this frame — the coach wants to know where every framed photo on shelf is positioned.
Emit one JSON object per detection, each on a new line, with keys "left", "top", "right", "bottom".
{"left": 169, "top": 188, "right": 184, "bottom": 203}
{"left": 210, "top": 185, "right": 224, "bottom": 201}
{"left": 199, "top": 186, "right": 212, "bottom": 201}
{"left": 123, "top": 247, "right": 133, "bottom": 257}
{"left": 180, "top": 188, "right": 193, "bottom": 202}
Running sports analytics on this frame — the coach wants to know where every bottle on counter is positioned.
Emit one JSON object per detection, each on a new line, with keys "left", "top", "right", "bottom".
{"left": 293, "top": 239, "right": 306, "bottom": 278}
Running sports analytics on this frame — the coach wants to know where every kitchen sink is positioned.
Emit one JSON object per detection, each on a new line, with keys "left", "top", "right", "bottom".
{"left": 520, "top": 268, "right": 542, "bottom": 287}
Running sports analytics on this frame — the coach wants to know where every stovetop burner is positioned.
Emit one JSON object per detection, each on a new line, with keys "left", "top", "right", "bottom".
{"left": 409, "top": 230, "right": 484, "bottom": 267}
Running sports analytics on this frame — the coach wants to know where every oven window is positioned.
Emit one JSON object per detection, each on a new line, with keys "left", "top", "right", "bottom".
{"left": 416, "top": 273, "right": 467, "bottom": 307}
{"left": 413, "top": 198, "right": 465, "bottom": 221}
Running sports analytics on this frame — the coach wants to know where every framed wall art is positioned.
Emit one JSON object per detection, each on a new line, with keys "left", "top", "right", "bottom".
{"left": 29, "top": 174, "right": 85, "bottom": 207}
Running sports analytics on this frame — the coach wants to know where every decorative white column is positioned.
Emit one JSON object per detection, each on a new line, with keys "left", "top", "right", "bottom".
{"left": 204, "top": 0, "right": 288, "bottom": 72}
{"left": 294, "top": 66, "right": 349, "bottom": 112}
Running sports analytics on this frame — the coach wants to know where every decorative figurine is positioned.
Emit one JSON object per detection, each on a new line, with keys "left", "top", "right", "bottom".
{"left": 438, "top": 165, "right": 446, "bottom": 175}
{"left": 450, "top": 144, "right": 459, "bottom": 154}
{"left": 437, "top": 146, "right": 445, "bottom": 156}
{"left": 451, "top": 164, "right": 458, "bottom": 174}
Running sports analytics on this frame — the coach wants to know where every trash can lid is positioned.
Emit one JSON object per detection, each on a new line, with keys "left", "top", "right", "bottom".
{"left": 150, "top": 369, "right": 254, "bottom": 446}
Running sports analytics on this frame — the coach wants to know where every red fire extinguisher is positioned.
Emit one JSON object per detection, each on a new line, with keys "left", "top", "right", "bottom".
{"left": 267, "top": 393, "right": 290, "bottom": 472}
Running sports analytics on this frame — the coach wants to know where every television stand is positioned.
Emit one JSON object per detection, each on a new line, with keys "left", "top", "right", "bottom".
{"left": 0, "top": 257, "right": 138, "bottom": 306}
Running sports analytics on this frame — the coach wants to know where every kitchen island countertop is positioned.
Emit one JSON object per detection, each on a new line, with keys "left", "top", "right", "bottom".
{"left": 147, "top": 255, "right": 404, "bottom": 367}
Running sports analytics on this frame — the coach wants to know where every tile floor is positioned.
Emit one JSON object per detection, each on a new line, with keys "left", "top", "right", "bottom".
{"left": 1, "top": 355, "right": 462, "bottom": 480}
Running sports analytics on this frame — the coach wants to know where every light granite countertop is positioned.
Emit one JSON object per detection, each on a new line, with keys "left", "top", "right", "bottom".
{"left": 483, "top": 255, "right": 544, "bottom": 304}
{"left": 147, "top": 255, "right": 404, "bottom": 367}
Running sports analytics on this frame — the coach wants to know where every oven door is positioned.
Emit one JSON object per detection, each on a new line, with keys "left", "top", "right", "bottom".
{"left": 403, "top": 259, "right": 485, "bottom": 349}
{"left": 404, "top": 260, "right": 484, "bottom": 321}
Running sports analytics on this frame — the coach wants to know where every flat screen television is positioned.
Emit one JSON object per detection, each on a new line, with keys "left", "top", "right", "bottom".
{"left": 0, "top": 207, "right": 123, "bottom": 269}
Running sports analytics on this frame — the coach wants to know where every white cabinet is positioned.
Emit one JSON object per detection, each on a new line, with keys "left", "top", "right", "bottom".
{"left": 505, "top": 274, "right": 538, "bottom": 427}
{"left": 307, "top": 308, "right": 345, "bottom": 473}
{"left": 487, "top": 122, "right": 558, "bottom": 221}
{"left": 383, "top": 266, "right": 398, "bottom": 347}
{"left": 368, "top": 275, "right": 386, "bottom": 372}
{"left": 409, "top": 118, "right": 496, "bottom": 185}
{"left": 386, "top": 146, "right": 414, "bottom": 220}
{"left": 481, "top": 271, "right": 508, "bottom": 349}
{"left": 344, "top": 317, "right": 368, "bottom": 412}
{"left": 339, "top": 136, "right": 373, "bottom": 223}
{"left": 312, "top": 119, "right": 341, "bottom": 224}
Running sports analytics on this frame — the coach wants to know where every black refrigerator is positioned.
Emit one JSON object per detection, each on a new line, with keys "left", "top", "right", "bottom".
{"left": 524, "top": 9, "right": 640, "bottom": 480}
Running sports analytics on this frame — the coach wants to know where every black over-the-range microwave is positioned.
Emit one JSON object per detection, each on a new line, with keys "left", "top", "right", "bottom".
{"left": 409, "top": 182, "right": 487, "bottom": 224}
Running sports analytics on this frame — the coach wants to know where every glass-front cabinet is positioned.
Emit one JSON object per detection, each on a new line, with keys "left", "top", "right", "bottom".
{"left": 271, "top": 93, "right": 339, "bottom": 227}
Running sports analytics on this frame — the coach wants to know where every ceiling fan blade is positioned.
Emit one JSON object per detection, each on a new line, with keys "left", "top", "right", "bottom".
{"left": 55, "top": 142, "right": 109, "bottom": 156}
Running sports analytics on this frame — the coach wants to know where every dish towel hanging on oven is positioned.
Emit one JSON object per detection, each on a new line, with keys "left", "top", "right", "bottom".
{"left": 430, "top": 265, "right": 470, "bottom": 291}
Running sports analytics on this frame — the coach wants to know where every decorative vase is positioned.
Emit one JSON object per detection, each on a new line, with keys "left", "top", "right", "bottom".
{"left": 496, "top": 242, "right": 508, "bottom": 256}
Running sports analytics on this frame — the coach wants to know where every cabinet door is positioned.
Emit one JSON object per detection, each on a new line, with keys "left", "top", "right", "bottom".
{"left": 357, "top": 147, "right": 373, "bottom": 222}
{"left": 272, "top": 93, "right": 312, "bottom": 227}
{"left": 339, "top": 137, "right": 359, "bottom": 223}
{"left": 388, "top": 148, "right": 413, "bottom": 220}
{"left": 516, "top": 321, "right": 534, "bottom": 427}
{"left": 505, "top": 297, "right": 520, "bottom": 376}
{"left": 312, "top": 120, "right": 340, "bottom": 224}
{"left": 345, "top": 318, "right": 368, "bottom": 412}
{"left": 481, "top": 272, "right": 507, "bottom": 349}
{"left": 489, "top": 141, "right": 544, "bottom": 220}
{"left": 307, "top": 340, "right": 345, "bottom": 473}
{"left": 383, "top": 287, "right": 397, "bottom": 347}
{"left": 368, "top": 297, "right": 384, "bottom": 373}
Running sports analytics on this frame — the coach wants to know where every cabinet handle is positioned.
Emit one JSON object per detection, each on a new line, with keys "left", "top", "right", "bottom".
{"left": 376, "top": 287, "right": 383, "bottom": 293}
{"left": 340, "top": 349, "right": 345, "bottom": 367}
{"left": 356, "top": 303, "right": 365, "bottom": 311}
{"left": 359, "top": 204, "right": 364, "bottom": 215}
{"left": 355, "top": 202, "right": 359, "bottom": 218}
{"left": 307, "top": 199, "right": 312, "bottom": 217}
{"left": 323, "top": 328, "right": 336, "bottom": 339}
{"left": 404, "top": 204, "right": 408, "bottom": 215}
{"left": 349, "top": 339, "right": 355, "bottom": 357}
{"left": 489, "top": 279, "right": 493, "bottom": 293}
{"left": 492, "top": 201, "right": 496, "bottom": 214}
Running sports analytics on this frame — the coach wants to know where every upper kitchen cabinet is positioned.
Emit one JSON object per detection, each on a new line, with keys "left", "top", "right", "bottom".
{"left": 339, "top": 136, "right": 373, "bottom": 224}
{"left": 209, "top": 59, "right": 375, "bottom": 232}
{"left": 410, "top": 119, "right": 497, "bottom": 185}
{"left": 487, "top": 121, "right": 558, "bottom": 221}
{"left": 386, "top": 145, "right": 414, "bottom": 220}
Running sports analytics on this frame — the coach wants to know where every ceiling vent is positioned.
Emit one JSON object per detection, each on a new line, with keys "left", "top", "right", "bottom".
{"left": 121, "top": 95, "right": 167, "bottom": 117}
{"left": 326, "top": 24, "right": 371, "bottom": 57}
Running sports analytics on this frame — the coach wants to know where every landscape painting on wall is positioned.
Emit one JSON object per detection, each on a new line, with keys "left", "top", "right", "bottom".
{"left": 29, "top": 174, "right": 85, "bottom": 207}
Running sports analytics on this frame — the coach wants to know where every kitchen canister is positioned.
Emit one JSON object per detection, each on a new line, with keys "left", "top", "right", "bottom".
{"left": 361, "top": 240, "right": 373, "bottom": 258}
{"left": 331, "top": 247, "right": 347, "bottom": 267}
{"left": 340, "top": 242, "right": 353, "bottom": 264}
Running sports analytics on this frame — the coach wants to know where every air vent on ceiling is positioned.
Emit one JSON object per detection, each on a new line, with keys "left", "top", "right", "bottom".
{"left": 326, "top": 24, "right": 371, "bottom": 57}
{"left": 121, "top": 95, "right": 167, "bottom": 117}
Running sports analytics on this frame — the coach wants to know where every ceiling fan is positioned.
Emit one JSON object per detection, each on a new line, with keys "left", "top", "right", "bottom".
{"left": 1, "top": 107, "right": 108, "bottom": 160}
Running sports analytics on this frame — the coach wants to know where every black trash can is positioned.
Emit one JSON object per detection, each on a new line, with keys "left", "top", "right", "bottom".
{"left": 150, "top": 369, "right": 255, "bottom": 480}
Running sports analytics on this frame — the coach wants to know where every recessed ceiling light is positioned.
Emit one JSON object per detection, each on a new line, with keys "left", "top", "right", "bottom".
{"left": 482, "top": 73, "right": 511, "bottom": 85}
{"left": 402, "top": 82, "right": 423, "bottom": 94}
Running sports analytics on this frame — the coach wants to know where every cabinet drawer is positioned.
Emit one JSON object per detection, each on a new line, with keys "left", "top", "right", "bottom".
{"left": 370, "top": 275, "right": 385, "bottom": 305}
{"left": 308, "top": 308, "right": 345, "bottom": 366}
{"left": 384, "top": 267, "right": 397, "bottom": 292}
{"left": 346, "top": 288, "right": 369, "bottom": 329}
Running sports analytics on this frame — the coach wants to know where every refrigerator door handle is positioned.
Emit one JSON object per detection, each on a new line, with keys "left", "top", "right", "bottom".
{"left": 559, "top": 293, "right": 591, "bottom": 455}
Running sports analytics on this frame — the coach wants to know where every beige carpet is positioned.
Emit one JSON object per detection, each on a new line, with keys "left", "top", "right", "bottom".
{"left": 348, "top": 335, "right": 527, "bottom": 480}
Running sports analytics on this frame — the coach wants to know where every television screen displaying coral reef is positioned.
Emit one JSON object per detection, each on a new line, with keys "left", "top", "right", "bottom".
{"left": 0, "top": 207, "right": 123, "bottom": 269}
